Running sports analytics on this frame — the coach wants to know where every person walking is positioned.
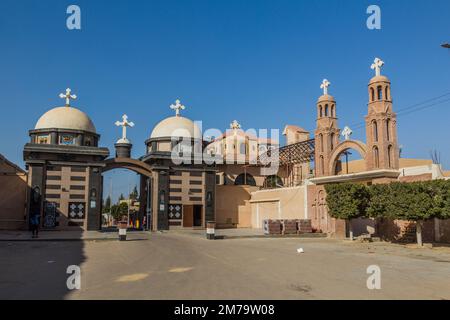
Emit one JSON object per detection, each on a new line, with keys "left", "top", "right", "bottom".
{"left": 30, "top": 214, "right": 40, "bottom": 238}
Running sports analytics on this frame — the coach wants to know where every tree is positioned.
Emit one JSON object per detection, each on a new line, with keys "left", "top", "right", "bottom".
{"left": 118, "top": 193, "right": 125, "bottom": 202}
{"left": 325, "top": 183, "right": 369, "bottom": 239}
{"left": 111, "top": 202, "right": 128, "bottom": 221}
{"left": 129, "top": 185, "right": 139, "bottom": 200}
{"left": 102, "top": 196, "right": 112, "bottom": 213}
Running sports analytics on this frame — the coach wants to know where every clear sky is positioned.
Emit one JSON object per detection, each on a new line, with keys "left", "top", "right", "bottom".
{"left": 1, "top": 0, "right": 449, "bottom": 201}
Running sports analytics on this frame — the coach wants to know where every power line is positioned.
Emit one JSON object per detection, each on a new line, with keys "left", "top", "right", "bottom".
{"left": 346, "top": 92, "right": 450, "bottom": 131}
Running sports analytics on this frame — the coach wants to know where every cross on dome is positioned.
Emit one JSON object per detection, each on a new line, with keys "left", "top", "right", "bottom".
{"left": 320, "top": 79, "right": 331, "bottom": 95}
{"left": 370, "top": 57, "right": 384, "bottom": 77}
{"left": 170, "top": 99, "right": 186, "bottom": 116}
{"left": 59, "top": 88, "right": 77, "bottom": 107}
{"left": 115, "top": 114, "right": 134, "bottom": 142}
{"left": 230, "top": 120, "right": 241, "bottom": 130}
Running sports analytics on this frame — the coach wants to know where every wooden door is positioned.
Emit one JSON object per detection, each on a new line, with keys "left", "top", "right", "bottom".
{"left": 183, "top": 205, "right": 193, "bottom": 227}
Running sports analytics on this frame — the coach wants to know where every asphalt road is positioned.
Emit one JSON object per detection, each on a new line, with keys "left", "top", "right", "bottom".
{"left": 1, "top": 233, "right": 450, "bottom": 299}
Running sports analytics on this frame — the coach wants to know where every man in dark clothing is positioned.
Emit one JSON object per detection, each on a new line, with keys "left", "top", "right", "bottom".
{"left": 30, "top": 214, "right": 40, "bottom": 238}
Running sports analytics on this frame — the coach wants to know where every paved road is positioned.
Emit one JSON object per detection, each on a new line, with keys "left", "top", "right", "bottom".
{"left": 1, "top": 232, "right": 450, "bottom": 299}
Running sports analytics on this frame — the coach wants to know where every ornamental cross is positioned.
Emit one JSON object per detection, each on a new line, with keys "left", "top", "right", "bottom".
{"left": 370, "top": 57, "right": 384, "bottom": 77}
{"left": 59, "top": 88, "right": 77, "bottom": 107}
{"left": 115, "top": 114, "right": 135, "bottom": 141}
{"left": 320, "top": 79, "right": 330, "bottom": 95}
{"left": 341, "top": 126, "right": 353, "bottom": 140}
{"left": 170, "top": 99, "right": 185, "bottom": 116}
{"left": 230, "top": 120, "right": 241, "bottom": 130}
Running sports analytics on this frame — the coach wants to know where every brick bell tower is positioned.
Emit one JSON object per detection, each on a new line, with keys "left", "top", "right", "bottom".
{"left": 314, "top": 79, "right": 340, "bottom": 177}
{"left": 365, "top": 58, "right": 399, "bottom": 170}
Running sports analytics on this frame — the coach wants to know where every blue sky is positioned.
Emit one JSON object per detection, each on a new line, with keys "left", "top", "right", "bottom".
{"left": 1, "top": 0, "right": 449, "bottom": 201}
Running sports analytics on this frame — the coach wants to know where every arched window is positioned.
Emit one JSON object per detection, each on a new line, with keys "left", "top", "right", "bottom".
{"left": 264, "top": 175, "right": 284, "bottom": 188}
{"left": 377, "top": 86, "right": 383, "bottom": 100}
{"left": 372, "top": 120, "right": 378, "bottom": 142}
{"left": 319, "top": 134, "right": 324, "bottom": 152}
{"left": 319, "top": 105, "right": 323, "bottom": 117}
{"left": 239, "top": 143, "right": 246, "bottom": 155}
{"left": 370, "top": 87, "right": 375, "bottom": 101}
{"left": 373, "top": 147, "right": 379, "bottom": 168}
{"left": 387, "top": 145, "right": 393, "bottom": 168}
{"left": 320, "top": 156, "right": 325, "bottom": 175}
{"left": 234, "top": 173, "right": 256, "bottom": 186}
{"left": 330, "top": 133, "right": 334, "bottom": 150}
{"left": 386, "top": 119, "right": 391, "bottom": 141}
{"left": 325, "top": 104, "right": 329, "bottom": 117}
{"left": 385, "top": 86, "right": 389, "bottom": 100}
{"left": 331, "top": 105, "right": 335, "bottom": 117}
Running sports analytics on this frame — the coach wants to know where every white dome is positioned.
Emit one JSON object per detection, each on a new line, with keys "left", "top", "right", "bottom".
{"left": 150, "top": 116, "right": 202, "bottom": 139}
{"left": 35, "top": 106, "right": 96, "bottom": 133}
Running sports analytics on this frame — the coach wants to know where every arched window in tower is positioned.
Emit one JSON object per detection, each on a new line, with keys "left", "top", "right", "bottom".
{"left": 331, "top": 105, "right": 335, "bottom": 117}
{"left": 319, "top": 105, "right": 322, "bottom": 117}
{"left": 370, "top": 87, "right": 375, "bottom": 101}
{"left": 387, "top": 145, "right": 393, "bottom": 168}
{"left": 330, "top": 133, "right": 334, "bottom": 150}
{"left": 373, "top": 146, "right": 380, "bottom": 168}
{"left": 239, "top": 143, "right": 246, "bottom": 155}
{"left": 385, "top": 86, "right": 389, "bottom": 101}
{"left": 320, "top": 156, "right": 325, "bottom": 175}
{"left": 319, "top": 134, "right": 324, "bottom": 152}
{"left": 377, "top": 86, "right": 383, "bottom": 100}
{"left": 372, "top": 120, "right": 378, "bottom": 142}
{"left": 325, "top": 104, "right": 329, "bottom": 117}
{"left": 386, "top": 119, "right": 391, "bottom": 141}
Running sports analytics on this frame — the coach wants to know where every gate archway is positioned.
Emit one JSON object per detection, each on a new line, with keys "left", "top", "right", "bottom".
{"left": 328, "top": 140, "right": 368, "bottom": 175}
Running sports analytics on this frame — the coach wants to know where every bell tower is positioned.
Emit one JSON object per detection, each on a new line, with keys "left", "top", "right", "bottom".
{"left": 314, "top": 79, "right": 340, "bottom": 177}
{"left": 365, "top": 58, "right": 399, "bottom": 170}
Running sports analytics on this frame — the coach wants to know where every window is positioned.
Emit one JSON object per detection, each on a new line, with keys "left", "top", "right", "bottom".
{"left": 234, "top": 173, "right": 256, "bottom": 186}
{"left": 373, "top": 147, "right": 379, "bottom": 168}
{"left": 386, "top": 119, "right": 391, "bottom": 141}
{"left": 319, "top": 105, "right": 323, "bottom": 117}
{"left": 325, "top": 104, "right": 329, "bottom": 117}
{"left": 388, "top": 145, "right": 393, "bottom": 168}
{"left": 377, "top": 86, "right": 383, "bottom": 100}
{"left": 319, "top": 134, "right": 324, "bottom": 152}
{"left": 330, "top": 133, "right": 334, "bottom": 150}
{"left": 385, "top": 87, "right": 389, "bottom": 100}
{"left": 370, "top": 87, "right": 375, "bottom": 101}
{"left": 60, "top": 134, "right": 75, "bottom": 145}
{"left": 239, "top": 143, "right": 246, "bottom": 155}
{"left": 372, "top": 120, "right": 378, "bottom": 142}
{"left": 320, "top": 156, "right": 324, "bottom": 175}
{"left": 37, "top": 135, "right": 49, "bottom": 144}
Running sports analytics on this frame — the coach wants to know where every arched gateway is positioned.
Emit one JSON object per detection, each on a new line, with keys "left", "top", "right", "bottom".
{"left": 24, "top": 93, "right": 216, "bottom": 232}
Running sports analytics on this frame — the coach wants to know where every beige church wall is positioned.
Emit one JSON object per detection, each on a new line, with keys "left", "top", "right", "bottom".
{"left": 0, "top": 162, "right": 27, "bottom": 230}
{"left": 335, "top": 158, "right": 433, "bottom": 176}
{"left": 215, "top": 185, "right": 258, "bottom": 228}
{"left": 249, "top": 186, "right": 307, "bottom": 229}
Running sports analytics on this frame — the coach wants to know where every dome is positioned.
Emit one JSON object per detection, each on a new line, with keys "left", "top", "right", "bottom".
{"left": 317, "top": 94, "right": 335, "bottom": 102}
{"left": 150, "top": 116, "right": 202, "bottom": 139}
{"left": 369, "top": 75, "right": 390, "bottom": 84}
{"left": 35, "top": 106, "right": 96, "bottom": 133}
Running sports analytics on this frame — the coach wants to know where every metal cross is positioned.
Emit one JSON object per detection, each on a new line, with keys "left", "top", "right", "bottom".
{"left": 230, "top": 120, "right": 241, "bottom": 130}
{"left": 115, "top": 114, "right": 135, "bottom": 141}
{"left": 370, "top": 57, "right": 384, "bottom": 77}
{"left": 341, "top": 126, "right": 353, "bottom": 140}
{"left": 59, "top": 88, "right": 77, "bottom": 106}
{"left": 170, "top": 99, "right": 185, "bottom": 116}
{"left": 320, "top": 79, "right": 331, "bottom": 95}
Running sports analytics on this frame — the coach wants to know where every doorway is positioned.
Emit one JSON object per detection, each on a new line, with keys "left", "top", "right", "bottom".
{"left": 182, "top": 205, "right": 203, "bottom": 228}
